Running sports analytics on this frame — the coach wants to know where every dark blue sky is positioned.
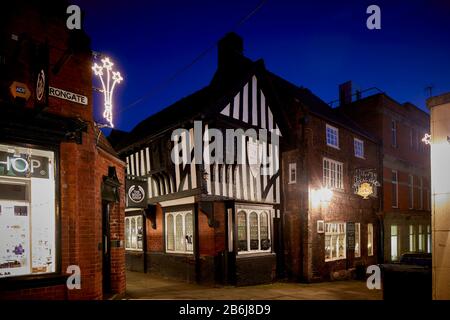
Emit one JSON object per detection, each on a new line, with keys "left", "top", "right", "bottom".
{"left": 73, "top": 0, "right": 450, "bottom": 132}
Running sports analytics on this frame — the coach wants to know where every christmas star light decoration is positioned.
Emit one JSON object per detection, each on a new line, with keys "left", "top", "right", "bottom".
{"left": 422, "top": 133, "right": 431, "bottom": 145}
{"left": 92, "top": 57, "right": 123, "bottom": 127}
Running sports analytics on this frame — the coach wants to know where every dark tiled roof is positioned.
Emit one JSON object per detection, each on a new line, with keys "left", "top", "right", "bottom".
{"left": 95, "top": 126, "right": 119, "bottom": 157}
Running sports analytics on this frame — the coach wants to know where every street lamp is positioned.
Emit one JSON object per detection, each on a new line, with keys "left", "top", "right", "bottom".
{"left": 311, "top": 186, "right": 333, "bottom": 209}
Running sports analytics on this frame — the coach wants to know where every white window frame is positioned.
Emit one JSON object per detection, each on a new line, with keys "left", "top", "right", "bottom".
{"left": 165, "top": 210, "right": 194, "bottom": 254}
{"left": 236, "top": 206, "right": 272, "bottom": 255}
{"left": 391, "top": 120, "right": 397, "bottom": 147}
{"left": 353, "top": 138, "right": 365, "bottom": 159}
{"left": 326, "top": 124, "right": 339, "bottom": 149}
{"left": 325, "top": 222, "right": 346, "bottom": 262}
{"left": 323, "top": 158, "right": 344, "bottom": 190}
{"left": 125, "top": 215, "right": 144, "bottom": 251}
{"left": 367, "top": 223, "right": 374, "bottom": 256}
{"left": 355, "top": 223, "right": 361, "bottom": 258}
{"left": 408, "top": 174, "right": 414, "bottom": 210}
{"left": 392, "top": 170, "right": 398, "bottom": 208}
{"left": 288, "top": 162, "right": 297, "bottom": 184}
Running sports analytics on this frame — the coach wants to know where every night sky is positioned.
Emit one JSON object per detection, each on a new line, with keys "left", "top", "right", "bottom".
{"left": 72, "top": 0, "right": 450, "bottom": 132}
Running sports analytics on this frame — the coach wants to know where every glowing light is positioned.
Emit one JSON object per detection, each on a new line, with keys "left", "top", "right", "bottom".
{"left": 311, "top": 187, "right": 333, "bottom": 209}
{"left": 92, "top": 56, "right": 123, "bottom": 128}
{"left": 356, "top": 182, "right": 373, "bottom": 199}
{"left": 422, "top": 133, "right": 431, "bottom": 145}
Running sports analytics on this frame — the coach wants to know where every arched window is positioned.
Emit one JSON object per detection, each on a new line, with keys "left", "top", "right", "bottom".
{"left": 237, "top": 211, "right": 247, "bottom": 251}
{"left": 125, "top": 218, "right": 131, "bottom": 249}
{"left": 166, "top": 214, "right": 174, "bottom": 251}
{"left": 125, "top": 215, "right": 144, "bottom": 251}
{"left": 260, "top": 212, "right": 269, "bottom": 250}
{"left": 131, "top": 217, "right": 137, "bottom": 249}
{"left": 185, "top": 213, "right": 193, "bottom": 252}
{"left": 249, "top": 212, "right": 259, "bottom": 250}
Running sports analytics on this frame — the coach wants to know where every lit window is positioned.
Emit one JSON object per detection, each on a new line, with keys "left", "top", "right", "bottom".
{"left": 391, "top": 170, "right": 398, "bottom": 208}
{"left": 323, "top": 158, "right": 344, "bottom": 189}
{"left": 237, "top": 208, "right": 271, "bottom": 254}
{"left": 408, "top": 174, "right": 414, "bottom": 209}
{"left": 0, "top": 144, "right": 56, "bottom": 279}
{"left": 409, "top": 225, "right": 416, "bottom": 252}
{"left": 418, "top": 225, "right": 425, "bottom": 252}
{"left": 288, "top": 163, "right": 297, "bottom": 184}
{"left": 354, "top": 138, "right": 364, "bottom": 158}
{"left": 326, "top": 124, "right": 339, "bottom": 149}
{"left": 355, "top": 223, "right": 361, "bottom": 258}
{"left": 391, "top": 225, "right": 399, "bottom": 261}
{"left": 165, "top": 211, "right": 193, "bottom": 254}
{"left": 367, "top": 223, "right": 374, "bottom": 256}
{"left": 325, "top": 222, "right": 346, "bottom": 261}
{"left": 427, "top": 225, "right": 431, "bottom": 253}
{"left": 391, "top": 120, "right": 397, "bottom": 147}
{"left": 125, "top": 215, "right": 144, "bottom": 250}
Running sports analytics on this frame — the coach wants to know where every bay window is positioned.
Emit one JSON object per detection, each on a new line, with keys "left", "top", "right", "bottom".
{"left": 0, "top": 144, "right": 56, "bottom": 279}
{"left": 165, "top": 211, "right": 193, "bottom": 254}
{"left": 125, "top": 215, "right": 144, "bottom": 250}
{"left": 237, "top": 207, "right": 271, "bottom": 254}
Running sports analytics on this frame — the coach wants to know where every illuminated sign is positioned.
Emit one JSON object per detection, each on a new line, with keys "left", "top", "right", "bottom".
{"left": 353, "top": 169, "right": 379, "bottom": 199}
{"left": 92, "top": 57, "right": 123, "bottom": 128}
{"left": 126, "top": 179, "right": 147, "bottom": 208}
{"left": 9, "top": 82, "right": 31, "bottom": 100}
{"left": 49, "top": 87, "right": 88, "bottom": 105}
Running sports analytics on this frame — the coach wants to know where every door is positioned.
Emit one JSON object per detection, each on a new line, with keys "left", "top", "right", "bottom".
{"left": 102, "top": 201, "right": 111, "bottom": 294}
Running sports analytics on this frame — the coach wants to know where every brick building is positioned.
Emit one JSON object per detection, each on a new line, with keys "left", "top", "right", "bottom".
{"left": 278, "top": 81, "right": 381, "bottom": 282}
{"left": 339, "top": 85, "right": 431, "bottom": 263}
{"left": 0, "top": 1, "right": 126, "bottom": 299}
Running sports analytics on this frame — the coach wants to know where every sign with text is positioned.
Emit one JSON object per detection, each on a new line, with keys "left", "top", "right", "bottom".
{"left": 126, "top": 179, "right": 147, "bottom": 208}
{"left": 49, "top": 87, "right": 88, "bottom": 105}
{"left": 0, "top": 151, "right": 50, "bottom": 179}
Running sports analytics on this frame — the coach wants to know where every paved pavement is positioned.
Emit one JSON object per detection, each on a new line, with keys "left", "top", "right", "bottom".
{"left": 124, "top": 271, "right": 382, "bottom": 300}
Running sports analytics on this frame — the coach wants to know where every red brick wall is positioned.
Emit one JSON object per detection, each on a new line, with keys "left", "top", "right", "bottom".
{"left": 1, "top": 2, "right": 126, "bottom": 300}
{"left": 147, "top": 205, "right": 164, "bottom": 252}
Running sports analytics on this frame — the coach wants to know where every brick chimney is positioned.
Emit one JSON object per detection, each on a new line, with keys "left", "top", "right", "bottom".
{"left": 339, "top": 81, "right": 353, "bottom": 106}
{"left": 218, "top": 32, "right": 244, "bottom": 70}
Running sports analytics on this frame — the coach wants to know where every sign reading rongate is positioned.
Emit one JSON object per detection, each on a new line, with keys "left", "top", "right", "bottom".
{"left": 0, "top": 151, "right": 49, "bottom": 179}
{"left": 126, "top": 179, "right": 147, "bottom": 208}
{"left": 49, "top": 86, "right": 88, "bottom": 105}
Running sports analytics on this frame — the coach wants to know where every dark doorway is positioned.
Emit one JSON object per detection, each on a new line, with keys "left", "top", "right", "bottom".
{"left": 102, "top": 201, "right": 111, "bottom": 294}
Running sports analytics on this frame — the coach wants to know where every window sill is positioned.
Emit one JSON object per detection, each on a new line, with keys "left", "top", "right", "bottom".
{"left": 0, "top": 273, "right": 68, "bottom": 291}
{"left": 325, "top": 257, "right": 346, "bottom": 262}
{"left": 327, "top": 144, "right": 340, "bottom": 150}
{"left": 237, "top": 252, "right": 275, "bottom": 258}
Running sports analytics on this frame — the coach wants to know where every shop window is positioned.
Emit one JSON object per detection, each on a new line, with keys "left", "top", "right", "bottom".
{"left": 391, "top": 225, "right": 399, "bottom": 261}
{"left": 409, "top": 224, "right": 416, "bottom": 252}
{"left": 355, "top": 223, "right": 361, "bottom": 258}
{"left": 0, "top": 144, "right": 56, "bottom": 278}
{"left": 325, "top": 222, "right": 346, "bottom": 261}
{"left": 125, "top": 215, "right": 143, "bottom": 250}
{"left": 367, "top": 223, "right": 374, "bottom": 256}
{"left": 418, "top": 225, "right": 425, "bottom": 252}
{"left": 237, "top": 208, "right": 271, "bottom": 254}
{"left": 427, "top": 225, "right": 431, "bottom": 253}
{"left": 165, "top": 211, "right": 193, "bottom": 254}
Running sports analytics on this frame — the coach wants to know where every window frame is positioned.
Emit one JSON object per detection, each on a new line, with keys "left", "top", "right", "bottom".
{"left": 324, "top": 222, "right": 346, "bottom": 262}
{"left": 391, "top": 170, "right": 398, "bottom": 208}
{"left": 391, "top": 120, "right": 397, "bottom": 147}
{"left": 165, "top": 210, "right": 194, "bottom": 254}
{"left": 288, "top": 162, "right": 297, "bottom": 184}
{"left": 408, "top": 174, "right": 414, "bottom": 210}
{"left": 323, "top": 157, "right": 344, "bottom": 190}
{"left": 125, "top": 214, "right": 144, "bottom": 251}
{"left": 236, "top": 206, "right": 272, "bottom": 255}
{"left": 367, "top": 223, "right": 374, "bottom": 256}
{"left": 409, "top": 224, "right": 417, "bottom": 252}
{"left": 326, "top": 124, "right": 340, "bottom": 149}
{"left": 355, "top": 223, "right": 361, "bottom": 258}
{"left": 391, "top": 225, "right": 399, "bottom": 261}
{"left": 419, "top": 177, "right": 423, "bottom": 210}
{"left": 353, "top": 138, "right": 365, "bottom": 159}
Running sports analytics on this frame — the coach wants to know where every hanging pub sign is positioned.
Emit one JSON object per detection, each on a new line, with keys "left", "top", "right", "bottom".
{"left": 126, "top": 179, "right": 148, "bottom": 208}
{"left": 353, "top": 169, "right": 380, "bottom": 199}
{"left": 0, "top": 151, "right": 50, "bottom": 179}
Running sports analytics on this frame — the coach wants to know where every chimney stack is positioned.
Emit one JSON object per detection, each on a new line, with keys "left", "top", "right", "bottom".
{"left": 218, "top": 32, "right": 244, "bottom": 70}
{"left": 339, "top": 81, "right": 353, "bottom": 106}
